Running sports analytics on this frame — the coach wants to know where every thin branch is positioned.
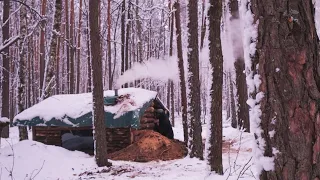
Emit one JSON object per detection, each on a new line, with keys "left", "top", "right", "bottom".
{"left": 31, "top": 160, "right": 45, "bottom": 180}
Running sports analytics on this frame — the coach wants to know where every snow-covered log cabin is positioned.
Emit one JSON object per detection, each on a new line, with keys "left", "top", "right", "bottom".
{"left": 13, "top": 88, "right": 173, "bottom": 154}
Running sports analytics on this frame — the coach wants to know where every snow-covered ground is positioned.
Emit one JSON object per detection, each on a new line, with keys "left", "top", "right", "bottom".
{"left": 0, "top": 115, "right": 255, "bottom": 180}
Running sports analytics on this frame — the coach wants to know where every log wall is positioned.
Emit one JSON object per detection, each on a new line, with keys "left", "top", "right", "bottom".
{"left": 33, "top": 126, "right": 132, "bottom": 154}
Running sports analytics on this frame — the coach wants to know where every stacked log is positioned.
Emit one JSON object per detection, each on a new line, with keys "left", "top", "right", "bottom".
{"left": 33, "top": 126, "right": 62, "bottom": 146}
{"left": 105, "top": 127, "right": 131, "bottom": 153}
{"left": 139, "top": 103, "right": 159, "bottom": 130}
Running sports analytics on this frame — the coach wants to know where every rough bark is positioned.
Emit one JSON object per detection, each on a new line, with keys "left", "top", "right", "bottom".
{"left": 174, "top": 1, "right": 188, "bottom": 145}
{"left": 1, "top": 0, "right": 10, "bottom": 138}
{"left": 229, "top": 0, "right": 250, "bottom": 132}
{"left": 187, "top": 0, "right": 203, "bottom": 159}
{"left": 208, "top": 0, "right": 223, "bottom": 174}
{"left": 89, "top": 0, "right": 112, "bottom": 167}
{"left": 18, "top": 1, "right": 28, "bottom": 141}
{"left": 43, "top": 0, "right": 62, "bottom": 99}
{"left": 251, "top": 0, "right": 320, "bottom": 179}
{"left": 229, "top": 72, "right": 237, "bottom": 128}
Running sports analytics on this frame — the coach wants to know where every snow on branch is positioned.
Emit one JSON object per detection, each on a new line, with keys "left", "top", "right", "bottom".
{"left": 0, "top": 36, "right": 20, "bottom": 54}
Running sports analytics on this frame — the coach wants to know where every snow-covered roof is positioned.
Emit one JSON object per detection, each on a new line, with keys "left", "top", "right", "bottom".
{"left": 13, "top": 88, "right": 158, "bottom": 126}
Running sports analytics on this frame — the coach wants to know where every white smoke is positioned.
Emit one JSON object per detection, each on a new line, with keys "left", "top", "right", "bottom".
{"left": 229, "top": 18, "right": 244, "bottom": 60}
{"left": 115, "top": 56, "right": 179, "bottom": 88}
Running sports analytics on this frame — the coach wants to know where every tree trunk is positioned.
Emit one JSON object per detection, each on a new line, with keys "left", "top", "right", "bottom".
{"left": 229, "top": 0, "right": 250, "bottom": 132}
{"left": 17, "top": 1, "right": 28, "bottom": 141}
{"left": 208, "top": 0, "right": 223, "bottom": 174}
{"left": 56, "top": 27, "right": 61, "bottom": 95}
{"left": 89, "top": 0, "right": 112, "bottom": 167}
{"left": 200, "top": 0, "right": 206, "bottom": 50}
{"left": 187, "top": 0, "right": 203, "bottom": 160}
{"left": 174, "top": 1, "right": 188, "bottom": 146}
{"left": 69, "top": 0, "right": 75, "bottom": 94}
{"left": 65, "top": 0, "right": 70, "bottom": 93}
{"left": 76, "top": 0, "right": 82, "bottom": 94}
{"left": 229, "top": 72, "right": 237, "bottom": 128}
{"left": 251, "top": 0, "right": 320, "bottom": 179}
{"left": 39, "top": 0, "right": 47, "bottom": 96}
{"left": 169, "top": 0, "right": 175, "bottom": 127}
{"left": 1, "top": 0, "right": 10, "bottom": 138}
{"left": 124, "top": 1, "right": 131, "bottom": 88}
{"left": 107, "top": 0, "right": 112, "bottom": 89}
{"left": 86, "top": 12, "right": 92, "bottom": 92}
{"left": 121, "top": 0, "right": 125, "bottom": 76}
{"left": 43, "top": 0, "right": 62, "bottom": 99}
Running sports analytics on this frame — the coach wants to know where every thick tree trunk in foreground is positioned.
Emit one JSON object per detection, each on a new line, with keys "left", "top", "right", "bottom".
{"left": 251, "top": 0, "right": 320, "bottom": 179}
{"left": 229, "top": 0, "right": 250, "bottom": 132}
{"left": 208, "top": 0, "right": 223, "bottom": 174}
{"left": 43, "top": 0, "right": 62, "bottom": 99}
{"left": 174, "top": 1, "right": 188, "bottom": 146}
{"left": 18, "top": 1, "right": 29, "bottom": 141}
{"left": 1, "top": 0, "right": 10, "bottom": 138}
{"left": 187, "top": 0, "right": 203, "bottom": 160}
{"left": 89, "top": 0, "right": 111, "bottom": 167}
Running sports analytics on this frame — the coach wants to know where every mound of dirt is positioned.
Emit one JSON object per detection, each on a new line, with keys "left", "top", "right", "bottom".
{"left": 107, "top": 130, "right": 187, "bottom": 162}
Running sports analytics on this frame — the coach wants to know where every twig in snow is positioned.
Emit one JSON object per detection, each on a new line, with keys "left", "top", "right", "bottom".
{"left": 30, "top": 160, "right": 45, "bottom": 180}
{"left": 236, "top": 156, "right": 252, "bottom": 180}
{"left": 4, "top": 139, "right": 15, "bottom": 180}
{"left": 233, "top": 130, "right": 243, "bottom": 172}
{"left": 225, "top": 142, "right": 232, "bottom": 180}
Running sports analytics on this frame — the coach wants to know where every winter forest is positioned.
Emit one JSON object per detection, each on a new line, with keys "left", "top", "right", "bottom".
{"left": 0, "top": 0, "right": 320, "bottom": 179}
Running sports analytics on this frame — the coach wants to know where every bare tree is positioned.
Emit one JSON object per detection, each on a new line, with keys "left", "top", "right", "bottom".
{"left": 39, "top": 0, "right": 47, "bottom": 95}
{"left": 69, "top": 0, "right": 75, "bottom": 94}
{"left": 42, "top": 0, "right": 62, "bottom": 99}
{"left": 208, "top": 0, "right": 223, "bottom": 174}
{"left": 174, "top": 0, "right": 188, "bottom": 146}
{"left": 107, "top": 0, "right": 112, "bottom": 89}
{"left": 229, "top": 72, "right": 236, "bottom": 128}
{"left": 187, "top": 0, "right": 203, "bottom": 159}
{"left": 17, "top": 0, "right": 29, "bottom": 141}
{"left": 229, "top": 0, "right": 249, "bottom": 132}
{"left": 1, "top": 0, "right": 10, "bottom": 138}
{"left": 89, "top": 0, "right": 112, "bottom": 167}
{"left": 65, "top": 0, "right": 70, "bottom": 93}
{"left": 76, "top": 0, "right": 82, "bottom": 93}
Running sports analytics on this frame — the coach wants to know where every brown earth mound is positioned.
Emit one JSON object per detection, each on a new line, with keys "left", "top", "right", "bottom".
{"left": 107, "top": 130, "right": 187, "bottom": 162}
